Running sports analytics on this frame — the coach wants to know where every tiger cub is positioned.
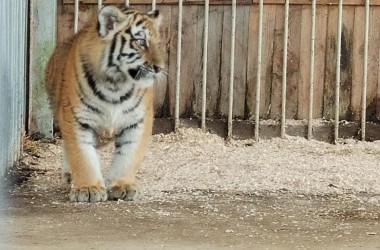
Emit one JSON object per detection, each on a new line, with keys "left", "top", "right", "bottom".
{"left": 45, "top": 5, "right": 164, "bottom": 202}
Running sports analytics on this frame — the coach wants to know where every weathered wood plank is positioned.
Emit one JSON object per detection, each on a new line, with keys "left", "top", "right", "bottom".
{"left": 193, "top": 5, "right": 205, "bottom": 117}
{"left": 167, "top": 6, "right": 178, "bottom": 117}
{"left": 219, "top": 6, "right": 250, "bottom": 118}
{"left": 29, "top": 0, "right": 57, "bottom": 137}
{"left": 57, "top": 3, "right": 95, "bottom": 44}
{"left": 269, "top": 5, "right": 285, "bottom": 119}
{"left": 351, "top": 6, "right": 365, "bottom": 121}
{"left": 269, "top": 5, "right": 302, "bottom": 119}
{"left": 246, "top": 5, "right": 277, "bottom": 119}
{"left": 365, "top": 7, "right": 380, "bottom": 122}
{"left": 64, "top": 0, "right": 380, "bottom": 6}
{"left": 297, "top": 5, "right": 328, "bottom": 119}
{"left": 246, "top": 5, "right": 259, "bottom": 120}
{"left": 286, "top": 5, "right": 302, "bottom": 119}
{"left": 323, "top": 6, "right": 338, "bottom": 120}
{"left": 323, "top": 6, "right": 355, "bottom": 120}
{"left": 204, "top": 6, "right": 224, "bottom": 117}
{"left": 313, "top": 6, "right": 328, "bottom": 118}
{"left": 168, "top": 6, "right": 198, "bottom": 116}
{"left": 153, "top": 6, "right": 171, "bottom": 117}
{"left": 339, "top": 7, "right": 355, "bottom": 120}
{"left": 297, "top": 6, "right": 311, "bottom": 119}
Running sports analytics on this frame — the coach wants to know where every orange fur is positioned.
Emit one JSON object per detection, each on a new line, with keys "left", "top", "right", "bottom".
{"left": 45, "top": 6, "right": 163, "bottom": 202}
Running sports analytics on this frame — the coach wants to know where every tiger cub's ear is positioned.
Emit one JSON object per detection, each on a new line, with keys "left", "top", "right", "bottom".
{"left": 98, "top": 5, "right": 127, "bottom": 37}
{"left": 147, "top": 9, "right": 162, "bottom": 28}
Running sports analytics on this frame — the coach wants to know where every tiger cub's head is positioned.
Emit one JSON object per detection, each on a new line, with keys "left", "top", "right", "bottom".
{"left": 97, "top": 6, "right": 164, "bottom": 87}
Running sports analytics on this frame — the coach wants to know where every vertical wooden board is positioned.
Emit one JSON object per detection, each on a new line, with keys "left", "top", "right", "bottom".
{"left": 340, "top": 7, "right": 355, "bottom": 120}
{"left": 259, "top": 5, "right": 277, "bottom": 119}
{"left": 366, "top": 7, "right": 380, "bottom": 122}
{"left": 179, "top": 5, "right": 199, "bottom": 117}
{"left": 236, "top": 6, "right": 250, "bottom": 119}
{"left": 192, "top": 6, "right": 224, "bottom": 118}
{"left": 378, "top": 6, "right": 380, "bottom": 104}
{"left": 193, "top": 5, "right": 205, "bottom": 117}
{"left": 286, "top": 5, "right": 302, "bottom": 119}
{"left": 323, "top": 6, "right": 354, "bottom": 120}
{"left": 205, "top": 6, "right": 224, "bottom": 117}
{"left": 30, "top": 0, "right": 57, "bottom": 137}
{"left": 323, "top": 6, "right": 338, "bottom": 120}
{"left": 246, "top": 5, "right": 259, "bottom": 119}
{"left": 298, "top": 6, "right": 328, "bottom": 119}
{"left": 351, "top": 6, "right": 365, "bottom": 121}
{"left": 313, "top": 6, "right": 328, "bottom": 118}
{"left": 57, "top": 3, "right": 95, "bottom": 45}
{"left": 219, "top": 6, "right": 250, "bottom": 118}
{"left": 246, "top": 5, "right": 277, "bottom": 119}
{"left": 167, "top": 6, "right": 198, "bottom": 117}
{"left": 297, "top": 6, "right": 311, "bottom": 119}
{"left": 153, "top": 6, "right": 171, "bottom": 117}
{"left": 167, "top": 5, "right": 178, "bottom": 117}
{"left": 269, "top": 5, "right": 285, "bottom": 119}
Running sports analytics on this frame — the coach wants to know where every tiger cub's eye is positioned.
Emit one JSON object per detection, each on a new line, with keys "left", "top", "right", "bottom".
{"left": 136, "top": 39, "right": 147, "bottom": 47}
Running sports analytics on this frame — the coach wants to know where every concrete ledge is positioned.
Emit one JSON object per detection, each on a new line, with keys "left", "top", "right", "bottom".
{"left": 153, "top": 118, "right": 380, "bottom": 143}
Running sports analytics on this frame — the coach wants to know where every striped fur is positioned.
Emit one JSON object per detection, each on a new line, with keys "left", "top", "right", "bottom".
{"left": 45, "top": 6, "right": 164, "bottom": 202}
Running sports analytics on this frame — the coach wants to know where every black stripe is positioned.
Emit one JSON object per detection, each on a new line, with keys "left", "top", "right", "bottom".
{"left": 115, "top": 140, "right": 133, "bottom": 148}
{"left": 136, "top": 19, "right": 145, "bottom": 27}
{"left": 82, "top": 59, "right": 134, "bottom": 104}
{"left": 77, "top": 87, "right": 102, "bottom": 114}
{"left": 117, "top": 36, "right": 127, "bottom": 61}
{"left": 120, "top": 84, "right": 135, "bottom": 102}
{"left": 82, "top": 62, "right": 109, "bottom": 103}
{"left": 80, "top": 97, "right": 102, "bottom": 114}
{"left": 126, "top": 52, "right": 136, "bottom": 59}
{"left": 78, "top": 121, "right": 96, "bottom": 133}
{"left": 123, "top": 91, "right": 145, "bottom": 114}
{"left": 129, "top": 55, "right": 141, "bottom": 64}
{"left": 117, "top": 118, "right": 144, "bottom": 138}
{"left": 108, "top": 32, "right": 120, "bottom": 67}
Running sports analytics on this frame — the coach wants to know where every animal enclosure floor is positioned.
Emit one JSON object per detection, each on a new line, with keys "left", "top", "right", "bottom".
{"left": 1, "top": 128, "right": 380, "bottom": 249}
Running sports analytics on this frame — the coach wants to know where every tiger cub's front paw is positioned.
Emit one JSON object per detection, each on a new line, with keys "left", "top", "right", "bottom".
{"left": 69, "top": 186, "right": 108, "bottom": 202}
{"left": 107, "top": 184, "right": 140, "bottom": 201}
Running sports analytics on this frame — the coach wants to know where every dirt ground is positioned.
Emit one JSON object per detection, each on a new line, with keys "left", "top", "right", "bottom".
{"left": 1, "top": 128, "right": 380, "bottom": 249}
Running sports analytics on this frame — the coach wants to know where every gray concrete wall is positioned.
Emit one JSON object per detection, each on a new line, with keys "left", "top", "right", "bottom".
{"left": 0, "top": 1, "right": 28, "bottom": 177}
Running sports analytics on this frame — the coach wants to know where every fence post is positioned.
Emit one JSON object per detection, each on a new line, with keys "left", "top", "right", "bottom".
{"left": 29, "top": 0, "right": 57, "bottom": 137}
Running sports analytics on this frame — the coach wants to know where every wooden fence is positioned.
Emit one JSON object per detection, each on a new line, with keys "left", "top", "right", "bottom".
{"left": 56, "top": 1, "right": 380, "bottom": 123}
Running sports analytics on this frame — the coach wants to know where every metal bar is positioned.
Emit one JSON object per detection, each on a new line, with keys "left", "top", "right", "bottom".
{"left": 307, "top": 0, "right": 316, "bottom": 140}
{"left": 361, "top": 0, "right": 370, "bottom": 141}
{"left": 281, "top": 0, "right": 289, "bottom": 138}
{"left": 227, "top": 0, "right": 237, "bottom": 139}
{"left": 152, "top": 0, "right": 157, "bottom": 9}
{"left": 98, "top": 0, "right": 102, "bottom": 11}
{"left": 254, "top": 0, "right": 263, "bottom": 141}
{"left": 126, "top": 0, "right": 130, "bottom": 6}
{"left": 63, "top": 0, "right": 380, "bottom": 6}
{"left": 201, "top": 0, "right": 210, "bottom": 131}
{"left": 74, "top": 0, "right": 79, "bottom": 33}
{"left": 175, "top": 0, "right": 183, "bottom": 131}
{"left": 334, "top": 0, "right": 343, "bottom": 143}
